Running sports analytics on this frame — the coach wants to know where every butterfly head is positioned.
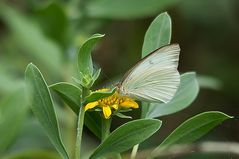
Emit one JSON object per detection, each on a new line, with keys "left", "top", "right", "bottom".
{"left": 116, "top": 82, "right": 129, "bottom": 97}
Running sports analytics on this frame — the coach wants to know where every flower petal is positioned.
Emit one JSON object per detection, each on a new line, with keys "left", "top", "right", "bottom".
{"left": 84, "top": 101, "right": 99, "bottom": 111}
{"left": 111, "top": 104, "right": 119, "bottom": 110}
{"left": 120, "top": 100, "right": 139, "bottom": 108}
{"left": 102, "top": 106, "right": 112, "bottom": 119}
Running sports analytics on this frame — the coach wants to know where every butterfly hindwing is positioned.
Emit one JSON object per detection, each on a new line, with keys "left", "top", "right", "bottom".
{"left": 119, "top": 44, "right": 180, "bottom": 103}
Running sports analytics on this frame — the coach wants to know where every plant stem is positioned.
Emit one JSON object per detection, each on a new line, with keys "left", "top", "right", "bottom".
{"left": 130, "top": 144, "right": 139, "bottom": 159}
{"left": 116, "top": 154, "right": 122, "bottom": 159}
{"left": 101, "top": 118, "right": 122, "bottom": 158}
{"left": 101, "top": 118, "right": 112, "bottom": 142}
{"left": 75, "top": 106, "right": 85, "bottom": 159}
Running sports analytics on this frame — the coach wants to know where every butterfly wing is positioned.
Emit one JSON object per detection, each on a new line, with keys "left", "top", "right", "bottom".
{"left": 119, "top": 44, "right": 180, "bottom": 103}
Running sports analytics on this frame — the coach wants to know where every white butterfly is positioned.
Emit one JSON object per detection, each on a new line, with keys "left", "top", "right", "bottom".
{"left": 117, "top": 44, "right": 180, "bottom": 103}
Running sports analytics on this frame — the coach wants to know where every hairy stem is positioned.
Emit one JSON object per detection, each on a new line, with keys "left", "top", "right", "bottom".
{"left": 75, "top": 106, "right": 85, "bottom": 159}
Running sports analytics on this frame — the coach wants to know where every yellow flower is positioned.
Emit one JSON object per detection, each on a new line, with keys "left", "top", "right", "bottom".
{"left": 84, "top": 89, "right": 139, "bottom": 119}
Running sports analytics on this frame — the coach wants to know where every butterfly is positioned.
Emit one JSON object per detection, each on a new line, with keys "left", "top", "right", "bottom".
{"left": 117, "top": 44, "right": 180, "bottom": 103}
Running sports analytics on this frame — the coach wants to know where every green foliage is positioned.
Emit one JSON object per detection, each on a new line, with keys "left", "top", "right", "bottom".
{"left": 150, "top": 111, "right": 233, "bottom": 158}
{"left": 0, "top": 1, "right": 233, "bottom": 157}
{"left": 85, "top": 0, "right": 180, "bottom": 19}
{"left": 91, "top": 68, "right": 102, "bottom": 85}
{"left": 141, "top": 12, "right": 172, "bottom": 118}
{"left": 8, "top": 118, "right": 54, "bottom": 152}
{"left": 0, "top": 71, "right": 25, "bottom": 94}
{"left": 85, "top": 112, "right": 102, "bottom": 139}
{"left": 115, "top": 112, "right": 132, "bottom": 119}
{"left": 197, "top": 75, "right": 223, "bottom": 90}
{"left": 90, "top": 119, "right": 162, "bottom": 159}
{"left": 146, "top": 72, "right": 199, "bottom": 118}
{"left": 77, "top": 34, "right": 104, "bottom": 88}
{"left": 83, "top": 88, "right": 117, "bottom": 140}
{"left": 84, "top": 88, "right": 116, "bottom": 103}
{"left": 25, "top": 64, "right": 69, "bottom": 159}
{"left": 50, "top": 82, "right": 82, "bottom": 114}
{"left": 0, "top": 89, "right": 28, "bottom": 153}
{"left": 142, "top": 12, "right": 171, "bottom": 58}
{"left": 0, "top": 4, "right": 62, "bottom": 75}
{"left": 2, "top": 150, "right": 60, "bottom": 159}
{"left": 35, "top": 2, "right": 68, "bottom": 46}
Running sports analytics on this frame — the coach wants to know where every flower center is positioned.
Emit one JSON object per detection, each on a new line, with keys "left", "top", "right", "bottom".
{"left": 84, "top": 88, "right": 139, "bottom": 119}
{"left": 99, "top": 94, "right": 127, "bottom": 105}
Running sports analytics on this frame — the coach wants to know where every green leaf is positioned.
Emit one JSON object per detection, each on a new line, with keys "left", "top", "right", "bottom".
{"left": 0, "top": 70, "right": 25, "bottom": 94}
{"left": 7, "top": 118, "right": 53, "bottom": 152}
{"left": 72, "top": 76, "right": 84, "bottom": 87}
{"left": 90, "top": 119, "right": 162, "bottom": 159}
{"left": 78, "top": 34, "right": 104, "bottom": 77}
{"left": 85, "top": 111, "right": 102, "bottom": 139}
{"left": 197, "top": 75, "right": 223, "bottom": 90}
{"left": 92, "top": 68, "right": 101, "bottom": 83}
{"left": 116, "top": 113, "right": 132, "bottom": 119}
{"left": 50, "top": 82, "right": 82, "bottom": 114}
{"left": 35, "top": 2, "right": 68, "bottom": 46}
{"left": 0, "top": 4, "right": 62, "bottom": 74}
{"left": 142, "top": 12, "right": 171, "bottom": 58}
{"left": 85, "top": 0, "right": 180, "bottom": 19}
{"left": 141, "top": 102, "right": 150, "bottom": 118}
{"left": 84, "top": 88, "right": 116, "bottom": 103}
{"left": 141, "top": 12, "right": 172, "bottom": 118}
{"left": 2, "top": 150, "right": 61, "bottom": 159}
{"left": 25, "top": 63, "right": 69, "bottom": 159}
{"left": 146, "top": 72, "right": 199, "bottom": 118}
{"left": 150, "top": 111, "right": 233, "bottom": 158}
{"left": 0, "top": 89, "right": 28, "bottom": 153}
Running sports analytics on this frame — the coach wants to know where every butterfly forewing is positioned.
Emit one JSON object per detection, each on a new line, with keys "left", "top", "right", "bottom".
{"left": 119, "top": 44, "right": 180, "bottom": 103}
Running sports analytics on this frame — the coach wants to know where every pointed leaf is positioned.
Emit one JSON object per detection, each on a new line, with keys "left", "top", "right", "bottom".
{"left": 84, "top": 88, "right": 116, "bottom": 103}
{"left": 151, "top": 111, "right": 233, "bottom": 157}
{"left": 146, "top": 72, "right": 199, "bottom": 118}
{"left": 25, "top": 63, "right": 69, "bottom": 159}
{"left": 141, "top": 12, "right": 172, "bottom": 118}
{"left": 78, "top": 34, "right": 104, "bottom": 76}
{"left": 50, "top": 82, "right": 82, "bottom": 114}
{"left": 142, "top": 12, "right": 171, "bottom": 57}
{"left": 90, "top": 119, "right": 162, "bottom": 159}
{"left": 92, "top": 68, "right": 101, "bottom": 83}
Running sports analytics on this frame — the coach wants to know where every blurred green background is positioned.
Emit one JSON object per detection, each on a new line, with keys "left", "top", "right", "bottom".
{"left": 1, "top": 0, "right": 239, "bottom": 158}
